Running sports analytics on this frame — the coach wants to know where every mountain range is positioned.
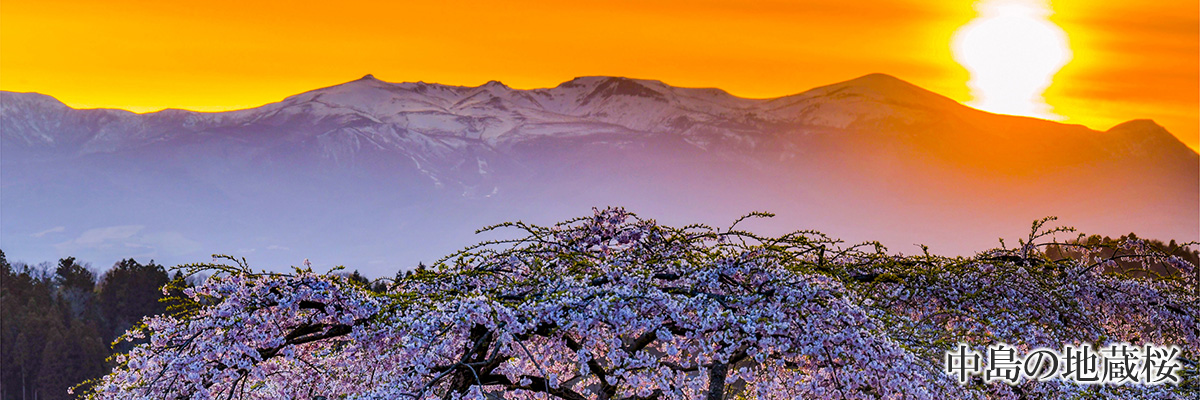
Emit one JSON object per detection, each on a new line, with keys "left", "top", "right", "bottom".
{"left": 2, "top": 73, "right": 1196, "bottom": 274}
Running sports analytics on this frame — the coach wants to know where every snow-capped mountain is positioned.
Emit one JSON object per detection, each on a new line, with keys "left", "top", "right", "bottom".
{"left": 2, "top": 74, "right": 1196, "bottom": 273}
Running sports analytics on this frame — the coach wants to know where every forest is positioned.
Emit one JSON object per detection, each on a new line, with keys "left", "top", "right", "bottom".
{"left": 0, "top": 252, "right": 177, "bottom": 400}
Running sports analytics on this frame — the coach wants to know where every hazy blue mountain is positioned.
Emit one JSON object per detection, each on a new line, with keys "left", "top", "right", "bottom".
{"left": 3, "top": 73, "right": 1196, "bottom": 274}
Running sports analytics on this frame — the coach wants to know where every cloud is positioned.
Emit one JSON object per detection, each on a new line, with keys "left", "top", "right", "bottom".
{"left": 266, "top": 245, "right": 291, "bottom": 251}
{"left": 31, "top": 226, "right": 66, "bottom": 238}
{"left": 55, "top": 225, "right": 202, "bottom": 259}
{"left": 56, "top": 225, "right": 145, "bottom": 252}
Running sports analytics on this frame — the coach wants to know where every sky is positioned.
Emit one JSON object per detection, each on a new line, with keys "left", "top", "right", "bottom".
{"left": 1, "top": 0, "right": 1197, "bottom": 150}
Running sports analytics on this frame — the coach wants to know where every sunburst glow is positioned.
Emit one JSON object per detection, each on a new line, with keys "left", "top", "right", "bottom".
{"left": 952, "top": 0, "right": 1072, "bottom": 120}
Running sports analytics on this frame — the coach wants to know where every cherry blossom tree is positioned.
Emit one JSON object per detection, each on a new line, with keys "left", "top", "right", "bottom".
{"left": 86, "top": 209, "right": 1197, "bottom": 399}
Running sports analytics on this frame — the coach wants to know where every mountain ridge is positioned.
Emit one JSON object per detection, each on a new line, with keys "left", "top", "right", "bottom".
{"left": 1, "top": 73, "right": 1195, "bottom": 272}
{"left": 4, "top": 73, "right": 1192, "bottom": 155}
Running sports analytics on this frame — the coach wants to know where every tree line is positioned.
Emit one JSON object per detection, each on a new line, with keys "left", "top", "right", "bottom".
{"left": 0, "top": 250, "right": 180, "bottom": 400}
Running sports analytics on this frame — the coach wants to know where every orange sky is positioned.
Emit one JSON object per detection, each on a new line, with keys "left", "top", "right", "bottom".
{"left": 1, "top": 0, "right": 1196, "bottom": 150}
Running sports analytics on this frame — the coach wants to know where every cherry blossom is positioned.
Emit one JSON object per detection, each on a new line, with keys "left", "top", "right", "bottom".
{"left": 88, "top": 209, "right": 1197, "bottom": 399}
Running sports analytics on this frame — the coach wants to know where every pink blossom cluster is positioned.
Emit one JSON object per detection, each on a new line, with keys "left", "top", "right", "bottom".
{"left": 89, "top": 208, "right": 1197, "bottom": 399}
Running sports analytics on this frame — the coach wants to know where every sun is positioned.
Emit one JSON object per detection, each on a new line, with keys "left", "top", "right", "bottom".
{"left": 952, "top": 0, "right": 1072, "bottom": 120}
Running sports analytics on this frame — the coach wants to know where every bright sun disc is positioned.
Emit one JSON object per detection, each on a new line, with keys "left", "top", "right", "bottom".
{"left": 952, "top": 0, "right": 1072, "bottom": 120}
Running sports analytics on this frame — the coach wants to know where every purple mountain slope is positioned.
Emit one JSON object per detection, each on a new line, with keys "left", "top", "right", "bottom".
{"left": 2, "top": 74, "right": 1196, "bottom": 274}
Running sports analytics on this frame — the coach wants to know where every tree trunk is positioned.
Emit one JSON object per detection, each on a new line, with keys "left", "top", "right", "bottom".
{"left": 706, "top": 362, "right": 728, "bottom": 400}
